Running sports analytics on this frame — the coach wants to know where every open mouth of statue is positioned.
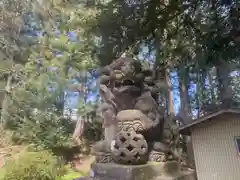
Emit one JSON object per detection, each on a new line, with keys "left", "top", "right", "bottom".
{"left": 114, "top": 79, "right": 141, "bottom": 94}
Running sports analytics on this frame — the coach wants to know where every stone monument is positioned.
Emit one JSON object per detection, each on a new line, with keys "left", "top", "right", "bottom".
{"left": 75, "top": 57, "right": 196, "bottom": 180}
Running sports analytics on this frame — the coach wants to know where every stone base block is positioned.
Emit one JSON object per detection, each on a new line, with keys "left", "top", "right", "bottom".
{"left": 74, "top": 162, "right": 196, "bottom": 180}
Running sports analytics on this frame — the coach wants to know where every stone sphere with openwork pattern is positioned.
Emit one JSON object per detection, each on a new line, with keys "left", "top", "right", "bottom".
{"left": 111, "top": 130, "right": 148, "bottom": 165}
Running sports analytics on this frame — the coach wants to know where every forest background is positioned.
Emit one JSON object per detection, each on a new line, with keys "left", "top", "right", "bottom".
{"left": 0, "top": 0, "right": 239, "bottom": 179}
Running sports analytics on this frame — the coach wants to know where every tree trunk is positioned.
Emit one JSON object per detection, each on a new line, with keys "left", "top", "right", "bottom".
{"left": 178, "top": 65, "right": 191, "bottom": 124}
{"left": 207, "top": 68, "right": 217, "bottom": 104}
{"left": 200, "top": 70, "right": 208, "bottom": 114}
{"left": 216, "top": 61, "right": 232, "bottom": 108}
{"left": 72, "top": 71, "right": 88, "bottom": 146}
{"left": 0, "top": 74, "right": 13, "bottom": 125}
{"left": 196, "top": 70, "right": 201, "bottom": 118}
{"left": 83, "top": 71, "right": 88, "bottom": 103}
{"left": 178, "top": 65, "right": 195, "bottom": 168}
{"left": 153, "top": 37, "right": 167, "bottom": 142}
{"left": 165, "top": 67, "right": 175, "bottom": 117}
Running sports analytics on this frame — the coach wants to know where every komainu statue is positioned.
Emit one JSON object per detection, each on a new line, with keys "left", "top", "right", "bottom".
{"left": 91, "top": 57, "right": 180, "bottom": 165}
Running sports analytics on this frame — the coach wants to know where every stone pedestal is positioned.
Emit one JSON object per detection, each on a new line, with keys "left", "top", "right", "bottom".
{"left": 74, "top": 161, "right": 196, "bottom": 180}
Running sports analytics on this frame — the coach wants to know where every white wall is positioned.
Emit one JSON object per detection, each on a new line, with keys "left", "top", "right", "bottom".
{"left": 191, "top": 113, "right": 240, "bottom": 180}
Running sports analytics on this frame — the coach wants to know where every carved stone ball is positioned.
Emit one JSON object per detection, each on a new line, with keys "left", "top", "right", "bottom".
{"left": 111, "top": 130, "right": 148, "bottom": 165}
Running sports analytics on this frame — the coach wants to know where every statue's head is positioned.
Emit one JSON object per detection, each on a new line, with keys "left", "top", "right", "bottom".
{"left": 100, "top": 57, "right": 143, "bottom": 96}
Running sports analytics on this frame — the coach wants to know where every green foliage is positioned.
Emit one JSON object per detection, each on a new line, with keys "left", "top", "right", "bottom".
{"left": 59, "top": 172, "right": 81, "bottom": 180}
{"left": 0, "top": 0, "right": 34, "bottom": 61}
{"left": 1, "top": 0, "right": 101, "bottom": 151}
{"left": 83, "top": 120, "right": 103, "bottom": 142}
{"left": 57, "top": 165, "right": 87, "bottom": 180}
{"left": 0, "top": 168, "right": 5, "bottom": 180}
{"left": 2, "top": 151, "right": 66, "bottom": 180}
{"left": 4, "top": 65, "right": 75, "bottom": 149}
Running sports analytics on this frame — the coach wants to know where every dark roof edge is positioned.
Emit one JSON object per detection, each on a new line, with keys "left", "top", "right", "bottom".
{"left": 179, "top": 108, "right": 240, "bottom": 135}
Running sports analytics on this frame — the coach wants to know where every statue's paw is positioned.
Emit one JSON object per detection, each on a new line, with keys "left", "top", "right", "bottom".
{"left": 148, "top": 150, "right": 167, "bottom": 162}
{"left": 142, "top": 118, "right": 154, "bottom": 130}
{"left": 152, "top": 142, "right": 170, "bottom": 153}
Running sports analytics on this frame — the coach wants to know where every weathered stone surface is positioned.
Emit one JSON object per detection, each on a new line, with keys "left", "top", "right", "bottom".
{"left": 73, "top": 162, "right": 196, "bottom": 180}
{"left": 155, "top": 170, "right": 196, "bottom": 180}
{"left": 91, "top": 56, "right": 183, "bottom": 166}
{"left": 116, "top": 109, "right": 154, "bottom": 133}
{"left": 93, "top": 57, "right": 169, "bottom": 162}
{"left": 91, "top": 162, "right": 163, "bottom": 180}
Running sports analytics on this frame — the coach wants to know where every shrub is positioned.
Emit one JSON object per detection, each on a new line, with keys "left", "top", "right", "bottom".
{"left": 6, "top": 104, "right": 75, "bottom": 150}
{"left": 2, "top": 151, "right": 66, "bottom": 180}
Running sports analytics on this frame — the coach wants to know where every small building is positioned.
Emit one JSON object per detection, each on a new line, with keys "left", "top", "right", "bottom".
{"left": 179, "top": 108, "right": 240, "bottom": 180}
